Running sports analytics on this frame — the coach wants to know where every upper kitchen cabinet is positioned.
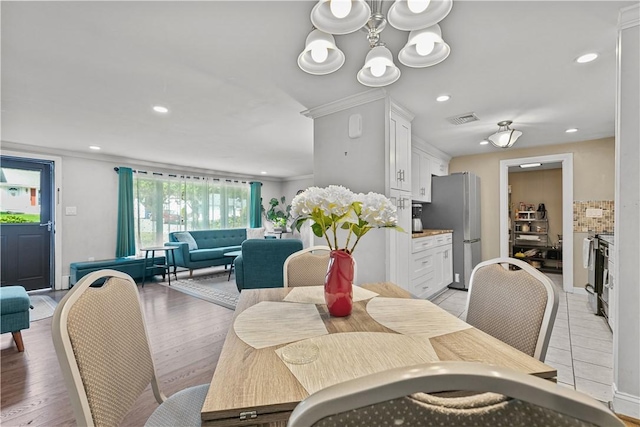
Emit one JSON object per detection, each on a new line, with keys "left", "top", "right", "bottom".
{"left": 412, "top": 148, "right": 431, "bottom": 202}
{"left": 389, "top": 104, "right": 413, "bottom": 192}
{"left": 411, "top": 136, "right": 452, "bottom": 202}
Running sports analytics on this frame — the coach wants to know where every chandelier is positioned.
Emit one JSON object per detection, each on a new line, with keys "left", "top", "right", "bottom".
{"left": 487, "top": 121, "right": 523, "bottom": 148}
{"left": 298, "top": 0, "right": 453, "bottom": 87}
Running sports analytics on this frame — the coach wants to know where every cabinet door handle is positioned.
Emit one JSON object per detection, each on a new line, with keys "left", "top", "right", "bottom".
{"left": 397, "top": 170, "right": 402, "bottom": 182}
{"left": 401, "top": 170, "right": 405, "bottom": 182}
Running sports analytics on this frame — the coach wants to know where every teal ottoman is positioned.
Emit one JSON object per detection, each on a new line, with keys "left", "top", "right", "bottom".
{"left": 0, "top": 286, "right": 30, "bottom": 352}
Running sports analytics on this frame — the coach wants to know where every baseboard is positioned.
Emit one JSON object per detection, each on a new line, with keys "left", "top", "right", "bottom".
{"left": 571, "top": 286, "right": 588, "bottom": 295}
{"left": 613, "top": 383, "right": 640, "bottom": 419}
{"left": 58, "top": 275, "right": 70, "bottom": 290}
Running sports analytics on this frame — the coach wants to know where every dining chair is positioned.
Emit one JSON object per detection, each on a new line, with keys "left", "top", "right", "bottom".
{"left": 465, "top": 257, "right": 558, "bottom": 361}
{"left": 283, "top": 246, "right": 358, "bottom": 287}
{"left": 287, "top": 361, "right": 623, "bottom": 427}
{"left": 52, "top": 269, "right": 208, "bottom": 426}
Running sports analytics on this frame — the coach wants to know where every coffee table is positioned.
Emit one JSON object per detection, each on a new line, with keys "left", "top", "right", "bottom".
{"left": 223, "top": 250, "right": 242, "bottom": 281}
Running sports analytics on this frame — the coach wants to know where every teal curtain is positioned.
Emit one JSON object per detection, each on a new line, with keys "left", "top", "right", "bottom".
{"left": 249, "top": 181, "right": 263, "bottom": 228}
{"left": 116, "top": 167, "right": 136, "bottom": 257}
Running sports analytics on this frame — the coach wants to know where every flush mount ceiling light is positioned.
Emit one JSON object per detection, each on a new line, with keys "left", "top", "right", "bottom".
{"left": 565, "top": 128, "right": 578, "bottom": 133}
{"left": 89, "top": 145, "right": 101, "bottom": 150}
{"left": 576, "top": 53, "right": 598, "bottom": 63}
{"left": 487, "top": 120, "right": 523, "bottom": 149}
{"left": 436, "top": 94, "right": 450, "bottom": 102}
{"left": 153, "top": 105, "right": 169, "bottom": 113}
{"left": 299, "top": 0, "right": 453, "bottom": 87}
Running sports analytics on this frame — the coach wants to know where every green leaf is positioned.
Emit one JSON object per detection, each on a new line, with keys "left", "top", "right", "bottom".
{"left": 311, "top": 222, "right": 325, "bottom": 238}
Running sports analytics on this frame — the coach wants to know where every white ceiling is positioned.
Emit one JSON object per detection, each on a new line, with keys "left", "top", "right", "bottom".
{"left": 1, "top": 1, "right": 634, "bottom": 179}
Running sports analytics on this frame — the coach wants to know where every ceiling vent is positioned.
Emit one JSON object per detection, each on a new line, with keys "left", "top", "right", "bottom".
{"left": 446, "top": 112, "right": 479, "bottom": 125}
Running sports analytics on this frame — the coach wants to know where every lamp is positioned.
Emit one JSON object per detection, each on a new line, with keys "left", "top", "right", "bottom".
{"left": 299, "top": 0, "right": 453, "bottom": 87}
{"left": 487, "top": 121, "right": 523, "bottom": 148}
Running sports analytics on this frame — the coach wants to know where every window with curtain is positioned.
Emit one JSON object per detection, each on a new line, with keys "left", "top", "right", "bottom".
{"left": 133, "top": 173, "right": 250, "bottom": 248}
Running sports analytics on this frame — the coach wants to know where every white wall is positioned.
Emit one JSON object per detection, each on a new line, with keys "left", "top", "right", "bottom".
{"left": 313, "top": 98, "right": 387, "bottom": 284}
{"left": 613, "top": 4, "right": 640, "bottom": 418}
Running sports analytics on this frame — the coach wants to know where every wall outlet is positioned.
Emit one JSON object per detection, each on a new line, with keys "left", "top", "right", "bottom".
{"left": 455, "top": 273, "right": 460, "bottom": 283}
{"left": 586, "top": 208, "right": 603, "bottom": 218}
{"left": 88, "top": 256, "right": 95, "bottom": 261}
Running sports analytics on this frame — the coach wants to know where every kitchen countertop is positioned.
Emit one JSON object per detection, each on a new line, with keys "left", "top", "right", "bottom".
{"left": 411, "top": 229, "right": 453, "bottom": 239}
{"left": 597, "top": 234, "right": 615, "bottom": 246}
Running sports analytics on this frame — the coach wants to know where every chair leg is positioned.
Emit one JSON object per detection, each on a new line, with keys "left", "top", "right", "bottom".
{"left": 12, "top": 331, "right": 24, "bottom": 352}
{"left": 189, "top": 269, "right": 193, "bottom": 277}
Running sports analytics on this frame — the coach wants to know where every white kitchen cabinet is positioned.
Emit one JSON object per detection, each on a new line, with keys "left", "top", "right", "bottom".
{"left": 390, "top": 109, "right": 411, "bottom": 192}
{"left": 429, "top": 154, "right": 449, "bottom": 176}
{"left": 607, "top": 244, "right": 615, "bottom": 332}
{"left": 410, "top": 233, "right": 453, "bottom": 299}
{"left": 389, "top": 189, "right": 412, "bottom": 291}
{"left": 411, "top": 148, "right": 431, "bottom": 202}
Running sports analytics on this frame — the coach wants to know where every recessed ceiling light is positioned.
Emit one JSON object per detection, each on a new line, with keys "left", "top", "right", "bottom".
{"left": 520, "top": 163, "right": 542, "bottom": 168}
{"left": 89, "top": 145, "right": 101, "bottom": 150}
{"left": 479, "top": 140, "right": 489, "bottom": 145}
{"left": 153, "top": 105, "right": 169, "bottom": 113}
{"left": 565, "top": 128, "right": 578, "bottom": 133}
{"left": 260, "top": 171, "right": 267, "bottom": 175}
{"left": 576, "top": 53, "right": 598, "bottom": 63}
{"left": 436, "top": 95, "right": 450, "bottom": 102}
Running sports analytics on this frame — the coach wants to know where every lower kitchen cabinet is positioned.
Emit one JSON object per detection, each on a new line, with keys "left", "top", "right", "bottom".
{"left": 410, "top": 233, "right": 453, "bottom": 299}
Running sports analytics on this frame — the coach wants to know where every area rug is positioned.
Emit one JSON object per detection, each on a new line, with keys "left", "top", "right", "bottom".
{"left": 162, "top": 273, "right": 240, "bottom": 310}
{"left": 30, "top": 295, "right": 58, "bottom": 322}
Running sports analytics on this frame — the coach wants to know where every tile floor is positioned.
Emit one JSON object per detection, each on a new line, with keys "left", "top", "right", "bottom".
{"left": 431, "top": 273, "right": 614, "bottom": 403}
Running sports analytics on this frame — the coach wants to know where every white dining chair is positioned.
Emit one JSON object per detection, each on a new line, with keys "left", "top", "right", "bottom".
{"left": 465, "top": 257, "right": 558, "bottom": 361}
{"left": 52, "top": 269, "right": 208, "bottom": 426}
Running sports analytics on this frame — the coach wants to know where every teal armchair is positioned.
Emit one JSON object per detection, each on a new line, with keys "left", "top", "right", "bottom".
{"left": 235, "top": 239, "right": 303, "bottom": 292}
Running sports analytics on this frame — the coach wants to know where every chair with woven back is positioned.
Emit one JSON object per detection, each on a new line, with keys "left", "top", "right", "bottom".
{"left": 283, "top": 246, "right": 358, "bottom": 287}
{"left": 465, "top": 257, "right": 559, "bottom": 361}
{"left": 52, "top": 269, "right": 208, "bottom": 426}
{"left": 287, "top": 361, "right": 624, "bottom": 427}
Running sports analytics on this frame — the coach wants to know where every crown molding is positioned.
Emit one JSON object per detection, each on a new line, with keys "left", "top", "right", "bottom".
{"left": 0, "top": 140, "right": 282, "bottom": 182}
{"left": 301, "top": 88, "right": 387, "bottom": 119}
{"left": 412, "top": 134, "right": 452, "bottom": 161}
{"left": 388, "top": 97, "right": 415, "bottom": 122}
{"left": 282, "top": 174, "right": 314, "bottom": 182}
{"left": 619, "top": 4, "right": 639, "bottom": 29}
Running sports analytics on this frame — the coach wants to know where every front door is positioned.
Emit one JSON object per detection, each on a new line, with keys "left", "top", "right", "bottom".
{"left": 1, "top": 157, "right": 54, "bottom": 290}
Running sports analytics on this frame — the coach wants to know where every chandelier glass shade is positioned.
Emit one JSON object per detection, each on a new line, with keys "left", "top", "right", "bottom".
{"left": 297, "top": 29, "right": 346, "bottom": 75}
{"left": 357, "top": 45, "right": 401, "bottom": 87}
{"left": 299, "top": 0, "right": 453, "bottom": 87}
{"left": 487, "top": 121, "right": 523, "bottom": 148}
{"left": 398, "top": 24, "right": 450, "bottom": 67}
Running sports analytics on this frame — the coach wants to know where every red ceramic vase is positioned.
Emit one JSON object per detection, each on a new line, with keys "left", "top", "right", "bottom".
{"left": 324, "top": 250, "right": 354, "bottom": 317}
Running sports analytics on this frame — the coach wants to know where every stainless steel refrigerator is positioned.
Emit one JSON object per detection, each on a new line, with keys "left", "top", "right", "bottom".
{"left": 421, "top": 172, "right": 481, "bottom": 290}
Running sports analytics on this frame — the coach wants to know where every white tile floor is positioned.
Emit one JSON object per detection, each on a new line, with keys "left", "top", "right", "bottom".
{"left": 431, "top": 274, "right": 614, "bottom": 403}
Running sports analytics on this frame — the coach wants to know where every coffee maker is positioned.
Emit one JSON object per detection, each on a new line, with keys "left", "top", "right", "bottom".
{"left": 412, "top": 203, "right": 423, "bottom": 233}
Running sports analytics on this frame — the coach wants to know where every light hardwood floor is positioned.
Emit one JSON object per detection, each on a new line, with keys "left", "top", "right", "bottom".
{"left": 0, "top": 283, "right": 234, "bottom": 426}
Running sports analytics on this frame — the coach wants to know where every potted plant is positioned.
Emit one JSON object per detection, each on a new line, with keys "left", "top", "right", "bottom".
{"left": 263, "top": 197, "right": 291, "bottom": 232}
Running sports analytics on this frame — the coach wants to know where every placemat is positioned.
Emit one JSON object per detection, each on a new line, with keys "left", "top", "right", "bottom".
{"left": 275, "top": 332, "right": 439, "bottom": 394}
{"left": 283, "top": 285, "right": 379, "bottom": 304}
{"left": 233, "top": 301, "right": 328, "bottom": 349}
{"left": 366, "top": 297, "right": 472, "bottom": 338}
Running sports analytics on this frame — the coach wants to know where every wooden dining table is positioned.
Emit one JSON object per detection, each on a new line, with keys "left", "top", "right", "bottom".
{"left": 201, "top": 282, "right": 556, "bottom": 427}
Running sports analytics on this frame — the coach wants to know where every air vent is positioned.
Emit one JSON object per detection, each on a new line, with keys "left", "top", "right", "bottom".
{"left": 446, "top": 112, "right": 479, "bottom": 125}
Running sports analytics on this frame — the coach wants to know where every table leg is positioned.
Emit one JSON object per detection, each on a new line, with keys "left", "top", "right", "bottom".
{"left": 142, "top": 250, "right": 150, "bottom": 288}
{"left": 170, "top": 249, "right": 178, "bottom": 283}
{"left": 228, "top": 261, "right": 234, "bottom": 281}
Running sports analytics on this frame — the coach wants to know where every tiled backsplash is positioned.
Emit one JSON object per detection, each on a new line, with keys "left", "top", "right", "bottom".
{"left": 573, "top": 200, "right": 614, "bottom": 232}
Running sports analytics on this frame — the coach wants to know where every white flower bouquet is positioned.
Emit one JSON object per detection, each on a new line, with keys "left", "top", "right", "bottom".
{"left": 291, "top": 185, "right": 403, "bottom": 254}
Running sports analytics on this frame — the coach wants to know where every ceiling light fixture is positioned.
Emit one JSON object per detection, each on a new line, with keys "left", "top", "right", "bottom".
{"left": 89, "top": 145, "right": 101, "bottom": 150}
{"left": 153, "top": 105, "right": 169, "bottom": 113}
{"left": 565, "top": 128, "right": 578, "bottom": 133}
{"left": 520, "top": 163, "right": 542, "bottom": 169}
{"left": 436, "top": 94, "right": 450, "bottom": 102}
{"left": 576, "top": 53, "right": 598, "bottom": 63}
{"left": 487, "top": 120, "right": 523, "bottom": 149}
{"left": 479, "top": 139, "right": 489, "bottom": 145}
{"left": 299, "top": 0, "right": 453, "bottom": 87}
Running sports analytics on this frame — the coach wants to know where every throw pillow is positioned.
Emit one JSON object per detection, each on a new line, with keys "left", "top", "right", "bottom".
{"left": 246, "top": 227, "right": 265, "bottom": 240}
{"left": 173, "top": 232, "right": 198, "bottom": 250}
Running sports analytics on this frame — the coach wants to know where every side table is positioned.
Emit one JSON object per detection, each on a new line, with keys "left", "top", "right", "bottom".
{"left": 223, "top": 250, "right": 242, "bottom": 281}
{"left": 141, "top": 246, "right": 178, "bottom": 287}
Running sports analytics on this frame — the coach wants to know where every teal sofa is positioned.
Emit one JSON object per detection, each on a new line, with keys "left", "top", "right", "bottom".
{"left": 234, "top": 239, "right": 303, "bottom": 292}
{"left": 70, "top": 257, "right": 167, "bottom": 286}
{"left": 166, "top": 229, "right": 247, "bottom": 275}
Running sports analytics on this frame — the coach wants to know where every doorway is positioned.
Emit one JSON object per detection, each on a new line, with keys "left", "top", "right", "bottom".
{"left": 499, "top": 153, "right": 574, "bottom": 293}
{"left": 1, "top": 156, "right": 55, "bottom": 290}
